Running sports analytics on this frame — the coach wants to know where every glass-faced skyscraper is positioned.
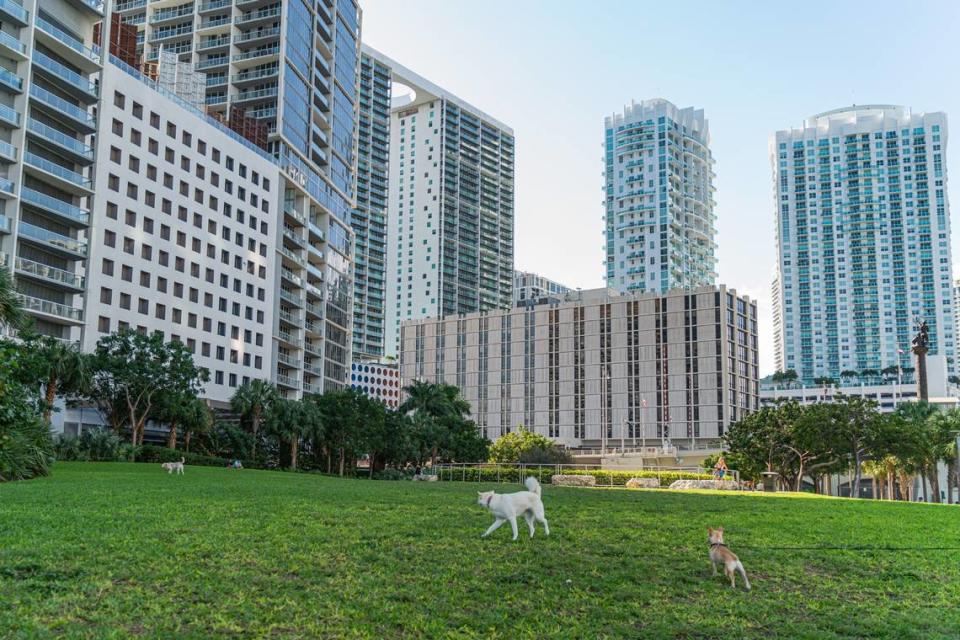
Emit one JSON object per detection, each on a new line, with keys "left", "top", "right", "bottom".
{"left": 362, "top": 46, "right": 515, "bottom": 358}
{"left": 604, "top": 98, "right": 716, "bottom": 294}
{"left": 352, "top": 51, "right": 391, "bottom": 359}
{"left": 772, "top": 105, "right": 954, "bottom": 381}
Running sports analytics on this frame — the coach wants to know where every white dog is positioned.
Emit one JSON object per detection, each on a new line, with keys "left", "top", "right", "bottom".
{"left": 161, "top": 457, "right": 185, "bottom": 475}
{"left": 477, "top": 477, "right": 549, "bottom": 540}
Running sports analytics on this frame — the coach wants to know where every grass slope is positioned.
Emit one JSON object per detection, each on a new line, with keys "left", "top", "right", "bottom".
{"left": 1, "top": 463, "right": 959, "bottom": 639}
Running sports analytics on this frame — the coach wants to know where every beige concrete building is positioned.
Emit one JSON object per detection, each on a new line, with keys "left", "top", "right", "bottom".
{"left": 400, "top": 286, "right": 759, "bottom": 448}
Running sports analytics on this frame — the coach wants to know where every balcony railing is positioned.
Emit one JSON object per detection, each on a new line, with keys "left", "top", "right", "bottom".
{"left": 21, "top": 187, "right": 89, "bottom": 224}
{"left": 17, "top": 221, "right": 87, "bottom": 256}
{"left": 0, "top": 29, "right": 25, "bottom": 56}
{"left": 0, "top": 139, "right": 16, "bottom": 161}
{"left": 17, "top": 293, "right": 83, "bottom": 321}
{"left": 0, "top": 66, "right": 23, "bottom": 92}
{"left": 0, "top": 102, "right": 18, "bottom": 127}
{"left": 15, "top": 255, "right": 84, "bottom": 289}
{"left": 24, "top": 151, "right": 91, "bottom": 188}
{"left": 33, "top": 52, "right": 98, "bottom": 98}
{"left": 29, "top": 85, "right": 96, "bottom": 130}
{"left": 36, "top": 16, "right": 101, "bottom": 64}
{"left": 232, "top": 46, "right": 279, "bottom": 62}
{"left": 27, "top": 119, "right": 94, "bottom": 160}
{"left": 0, "top": 0, "right": 29, "bottom": 26}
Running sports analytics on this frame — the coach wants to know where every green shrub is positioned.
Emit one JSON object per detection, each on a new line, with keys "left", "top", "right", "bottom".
{"left": 488, "top": 428, "right": 557, "bottom": 463}
{"left": 565, "top": 469, "right": 712, "bottom": 486}
{"left": 373, "top": 468, "right": 409, "bottom": 481}
{"left": 0, "top": 413, "right": 54, "bottom": 482}
{"left": 79, "top": 428, "right": 127, "bottom": 461}
{"left": 136, "top": 444, "right": 260, "bottom": 469}
{"left": 53, "top": 435, "right": 85, "bottom": 461}
{"left": 435, "top": 466, "right": 711, "bottom": 487}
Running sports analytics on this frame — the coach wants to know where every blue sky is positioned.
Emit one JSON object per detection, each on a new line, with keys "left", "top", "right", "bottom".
{"left": 361, "top": 0, "right": 960, "bottom": 374}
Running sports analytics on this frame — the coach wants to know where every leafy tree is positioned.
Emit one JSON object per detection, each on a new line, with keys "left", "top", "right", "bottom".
{"left": 949, "top": 375, "right": 960, "bottom": 386}
{"left": 840, "top": 370, "right": 859, "bottom": 382}
{"left": 724, "top": 402, "right": 796, "bottom": 485}
{"left": 230, "top": 379, "right": 278, "bottom": 460}
{"left": 17, "top": 333, "right": 89, "bottom": 423}
{"left": 86, "top": 330, "right": 208, "bottom": 445}
{"left": 0, "top": 267, "right": 24, "bottom": 331}
{"left": 821, "top": 396, "right": 892, "bottom": 497}
{"left": 0, "top": 339, "right": 52, "bottom": 482}
{"left": 782, "top": 369, "right": 799, "bottom": 388}
{"left": 400, "top": 380, "right": 478, "bottom": 466}
{"left": 266, "top": 397, "right": 319, "bottom": 470}
{"left": 314, "top": 388, "right": 379, "bottom": 475}
{"left": 488, "top": 427, "right": 558, "bottom": 463}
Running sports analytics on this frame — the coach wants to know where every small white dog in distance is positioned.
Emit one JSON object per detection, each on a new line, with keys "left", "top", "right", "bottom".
{"left": 161, "top": 457, "right": 185, "bottom": 475}
{"left": 477, "top": 477, "right": 549, "bottom": 540}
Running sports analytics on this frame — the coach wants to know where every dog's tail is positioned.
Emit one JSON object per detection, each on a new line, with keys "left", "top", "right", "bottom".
{"left": 524, "top": 476, "right": 541, "bottom": 496}
{"left": 180, "top": 457, "right": 185, "bottom": 464}
{"left": 736, "top": 562, "right": 751, "bottom": 591}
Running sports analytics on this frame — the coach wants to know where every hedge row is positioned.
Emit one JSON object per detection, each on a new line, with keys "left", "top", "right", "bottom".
{"left": 435, "top": 467, "right": 711, "bottom": 486}
{"left": 136, "top": 445, "right": 262, "bottom": 470}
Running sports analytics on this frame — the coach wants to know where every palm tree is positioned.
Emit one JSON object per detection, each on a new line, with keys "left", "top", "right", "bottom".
{"left": 0, "top": 266, "right": 24, "bottom": 331}
{"left": 840, "top": 370, "right": 859, "bottom": 385}
{"left": 230, "top": 379, "right": 278, "bottom": 460}
{"left": 34, "top": 337, "right": 88, "bottom": 423}
{"left": 400, "top": 380, "right": 473, "bottom": 466}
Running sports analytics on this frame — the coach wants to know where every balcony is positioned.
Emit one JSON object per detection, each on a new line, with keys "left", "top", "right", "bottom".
{"left": 0, "top": 0, "right": 28, "bottom": 27}
{"left": 27, "top": 119, "right": 94, "bottom": 164}
{"left": 276, "top": 330, "right": 303, "bottom": 349}
{"left": 0, "top": 29, "right": 26, "bottom": 61}
{"left": 198, "top": 16, "right": 232, "bottom": 32}
{"left": 18, "top": 293, "right": 83, "bottom": 324}
{"left": 276, "top": 374, "right": 299, "bottom": 390}
{"left": 115, "top": 0, "right": 146, "bottom": 11}
{"left": 0, "top": 214, "right": 9, "bottom": 233}
{"left": 63, "top": 0, "right": 103, "bottom": 16}
{"left": 195, "top": 57, "right": 229, "bottom": 71}
{"left": 233, "top": 85, "right": 277, "bottom": 104}
{"left": 196, "top": 35, "right": 230, "bottom": 52}
{"left": 17, "top": 221, "right": 86, "bottom": 257}
{"left": 0, "top": 139, "right": 15, "bottom": 162}
{"left": 0, "top": 103, "right": 18, "bottom": 128}
{"left": 24, "top": 151, "right": 93, "bottom": 194}
{"left": 277, "top": 352, "right": 301, "bottom": 368}
{"left": 281, "top": 268, "right": 302, "bottom": 287}
{"left": 0, "top": 66, "right": 23, "bottom": 94}
{"left": 32, "top": 52, "right": 98, "bottom": 102}
{"left": 35, "top": 17, "right": 101, "bottom": 71}
{"left": 149, "top": 24, "right": 193, "bottom": 44}
{"left": 279, "top": 289, "right": 303, "bottom": 308}
{"left": 0, "top": 177, "right": 14, "bottom": 197}
{"left": 235, "top": 6, "right": 281, "bottom": 26}
{"left": 305, "top": 302, "right": 323, "bottom": 320}
{"left": 150, "top": 4, "right": 195, "bottom": 24}
{"left": 204, "top": 94, "right": 227, "bottom": 106}
{"left": 233, "top": 26, "right": 280, "bottom": 47}
{"left": 29, "top": 85, "right": 96, "bottom": 133}
{"left": 199, "top": 0, "right": 230, "bottom": 13}
{"left": 231, "top": 45, "right": 279, "bottom": 67}
{"left": 231, "top": 66, "right": 278, "bottom": 86}
{"left": 14, "top": 255, "right": 84, "bottom": 290}
{"left": 278, "top": 309, "right": 301, "bottom": 326}
{"left": 21, "top": 187, "right": 88, "bottom": 226}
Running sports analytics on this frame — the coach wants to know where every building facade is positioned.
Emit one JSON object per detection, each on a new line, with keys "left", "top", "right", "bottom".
{"left": 400, "top": 286, "right": 758, "bottom": 448}
{"left": 85, "top": 60, "right": 282, "bottom": 404}
{"left": 362, "top": 46, "right": 515, "bottom": 358}
{"left": 603, "top": 98, "right": 716, "bottom": 295}
{"left": 351, "top": 50, "right": 390, "bottom": 358}
{"left": 349, "top": 359, "right": 400, "bottom": 409}
{"left": 513, "top": 270, "right": 571, "bottom": 305}
{"left": 772, "top": 105, "right": 954, "bottom": 382}
{"left": 0, "top": 0, "right": 105, "bottom": 342}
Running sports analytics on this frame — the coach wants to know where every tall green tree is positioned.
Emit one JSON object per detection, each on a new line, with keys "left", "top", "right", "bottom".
{"left": 18, "top": 334, "right": 89, "bottom": 423}
{"left": 0, "top": 267, "right": 24, "bottom": 331}
{"left": 86, "top": 330, "right": 208, "bottom": 445}
{"left": 266, "top": 397, "right": 318, "bottom": 470}
{"left": 230, "top": 379, "right": 278, "bottom": 460}
{"left": 314, "top": 388, "right": 378, "bottom": 475}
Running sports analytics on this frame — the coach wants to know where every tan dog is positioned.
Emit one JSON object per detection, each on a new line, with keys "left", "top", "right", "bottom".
{"left": 707, "top": 527, "right": 750, "bottom": 590}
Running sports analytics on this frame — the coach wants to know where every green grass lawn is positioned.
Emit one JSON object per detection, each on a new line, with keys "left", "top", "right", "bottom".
{"left": 2, "top": 464, "right": 959, "bottom": 639}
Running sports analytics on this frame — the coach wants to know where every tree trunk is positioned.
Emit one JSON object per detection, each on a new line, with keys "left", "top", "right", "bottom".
{"left": 289, "top": 437, "right": 298, "bottom": 470}
{"left": 338, "top": 448, "right": 345, "bottom": 476}
{"left": 251, "top": 409, "right": 260, "bottom": 460}
{"left": 43, "top": 376, "right": 57, "bottom": 423}
{"left": 326, "top": 447, "right": 331, "bottom": 474}
{"left": 851, "top": 451, "right": 863, "bottom": 498}
{"left": 872, "top": 476, "right": 878, "bottom": 500}
{"left": 886, "top": 461, "right": 895, "bottom": 500}
{"left": 167, "top": 422, "right": 178, "bottom": 449}
{"left": 929, "top": 464, "right": 942, "bottom": 504}
{"left": 796, "top": 460, "right": 805, "bottom": 492}
{"left": 184, "top": 430, "right": 192, "bottom": 453}
{"left": 920, "top": 471, "right": 928, "bottom": 502}
{"left": 431, "top": 445, "right": 438, "bottom": 469}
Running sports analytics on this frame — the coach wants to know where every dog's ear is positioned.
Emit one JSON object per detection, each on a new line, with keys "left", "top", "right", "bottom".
{"left": 477, "top": 491, "right": 483, "bottom": 495}
{"left": 706, "top": 527, "right": 712, "bottom": 533}
{"left": 718, "top": 526, "right": 724, "bottom": 532}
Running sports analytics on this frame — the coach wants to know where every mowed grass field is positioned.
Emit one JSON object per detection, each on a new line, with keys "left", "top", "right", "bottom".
{"left": 1, "top": 464, "right": 959, "bottom": 639}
